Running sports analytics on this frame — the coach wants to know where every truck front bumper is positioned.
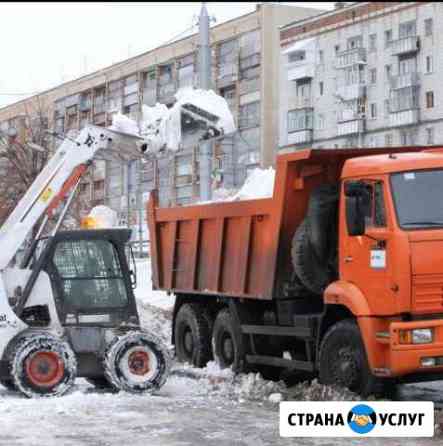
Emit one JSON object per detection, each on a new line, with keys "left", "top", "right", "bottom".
{"left": 388, "top": 319, "right": 443, "bottom": 376}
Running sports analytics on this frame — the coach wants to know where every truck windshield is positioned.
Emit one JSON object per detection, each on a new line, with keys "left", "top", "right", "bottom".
{"left": 391, "top": 169, "right": 443, "bottom": 229}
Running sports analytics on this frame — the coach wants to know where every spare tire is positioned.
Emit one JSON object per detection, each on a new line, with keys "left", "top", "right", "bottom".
{"left": 291, "top": 184, "right": 339, "bottom": 295}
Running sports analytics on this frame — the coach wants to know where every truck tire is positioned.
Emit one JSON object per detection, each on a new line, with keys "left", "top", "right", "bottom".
{"left": 103, "top": 330, "right": 170, "bottom": 394}
{"left": 291, "top": 219, "right": 330, "bottom": 295}
{"left": 9, "top": 333, "right": 77, "bottom": 398}
{"left": 318, "top": 320, "right": 382, "bottom": 397}
{"left": 212, "top": 308, "right": 243, "bottom": 371}
{"left": 174, "top": 303, "right": 212, "bottom": 367}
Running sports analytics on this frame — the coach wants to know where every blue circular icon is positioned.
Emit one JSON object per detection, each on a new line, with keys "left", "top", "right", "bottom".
{"left": 347, "top": 404, "right": 377, "bottom": 434}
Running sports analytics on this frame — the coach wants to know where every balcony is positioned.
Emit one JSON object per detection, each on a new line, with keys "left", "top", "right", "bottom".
{"left": 391, "top": 36, "right": 420, "bottom": 56}
{"left": 389, "top": 72, "right": 420, "bottom": 90}
{"left": 337, "top": 108, "right": 360, "bottom": 123}
{"left": 287, "top": 129, "right": 312, "bottom": 145}
{"left": 389, "top": 109, "right": 419, "bottom": 127}
{"left": 143, "top": 88, "right": 157, "bottom": 106}
{"left": 287, "top": 61, "right": 315, "bottom": 81}
{"left": 218, "top": 64, "right": 238, "bottom": 88}
{"left": 288, "top": 96, "right": 313, "bottom": 110}
{"left": 336, "top": 83, "right": 366, "bottom": 101}
{"left": 335, "top": 47, "right": 366, "bottom": 69}
{"left": 337, "top": 119, "right": 365, "bottom": 136}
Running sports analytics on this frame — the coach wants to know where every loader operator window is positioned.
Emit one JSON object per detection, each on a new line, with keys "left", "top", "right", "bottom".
{"left": 52, "top": 240, "right": 128, "bottom": 309}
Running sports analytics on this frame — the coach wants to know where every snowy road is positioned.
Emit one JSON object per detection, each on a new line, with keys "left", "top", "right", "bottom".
{"left": 0, "top": 376, "right": 441, "bottom": 446}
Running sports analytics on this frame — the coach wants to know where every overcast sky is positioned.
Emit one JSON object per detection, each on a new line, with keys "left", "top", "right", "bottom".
{"left": 0, "top": 2, "right": 333, "bottom": 108}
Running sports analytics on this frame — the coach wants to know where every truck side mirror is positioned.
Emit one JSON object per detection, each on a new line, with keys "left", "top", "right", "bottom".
{"left": 344, "top": 181, "right": 370, "bottom": 236}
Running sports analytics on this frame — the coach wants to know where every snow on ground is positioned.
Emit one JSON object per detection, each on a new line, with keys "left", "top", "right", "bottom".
{"left": 0, "top": 258, "right": 442, "bottom": 445}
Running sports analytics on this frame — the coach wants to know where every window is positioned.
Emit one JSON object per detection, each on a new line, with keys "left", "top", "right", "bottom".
{"left": 400, "top": 130, "right": 408, "bottom": 146}
{"left": 347, "top": 36, "right": 363, "bottom": 50}
{"left": 370, "top": 103, "right": 377, "bottom": 119}
{"left": 288, "top": 50, "right": 305, "bottom": 63}
{"left": 399, "top": 20, "right": 416, "bottom": 39}
{"left": 319, "top": 81, "right": 324, "bottom": 96}
{"left": 425, "top": 18, "right": 433, "bottom": 37}
{"left": 52, "top": 240, "right": 128, "bottom": 310}
{"left": 385, "top": 29, "right": 393, "bottom": 48}
{"left": 385, "top": 133, "right": 393, "bottom": 146}
{"left": 239, "top": 101, "right": 260, "bottom": 128}
{"left": 287, "top": 109, "right": 313, "bottom": 132}
{"left": 334, "top": 44, "right": 340, "bottom": 53}
{"left": 317, "top": 113, "right": 325, "bottom": 130}
{"left": 369, "top": 33, "right": 377, "bottom": 52}
{"left": 385, "top": 64, "right": 391, "bottom": 79}
{"left": 399, "top": 55, "right": 416, "bottom": 75}
{"left": 384, "top": 99, "right": 390, "bottom": 116}
{"left": 370, "top": 68, "right": 377, "bottom": 84}
{"left": 426, "top": 91, "right": 434, "bottom": 108}
{"left": 319, "top": 50, "right": 324, "bottom": 64}
{"left": 426, "top": 55, "right": 433, "bottom": 74}
{"left": 426, "top": 127, "right": 434, "bottom": 145}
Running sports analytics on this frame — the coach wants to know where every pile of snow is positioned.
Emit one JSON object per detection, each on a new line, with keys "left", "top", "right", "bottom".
{"left": 136, "top": 300, "right": 172, "bottom": 345}
{"left": 229, "top": 167, "right": 275, "bottom": 201}
{"left": 285, "top": 378, "right": 361, "bottom": 402}
{"left": 87, "top": 205, "right": 118, "bottom": 228}
{"left": 109, "top": 87, "right": 235, "bottom": 154}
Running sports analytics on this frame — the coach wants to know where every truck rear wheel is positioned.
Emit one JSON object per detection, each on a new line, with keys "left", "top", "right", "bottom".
{"left": 174, "top": 303, "right": 212, "bottom": 367}
{"left": 212, "top": 308, "right": 242, "bottom": 371}
{"left": 318, "top": 320, "right": 380, "bottom": 397}
{"left": 9, "top": 333, "right": 77, "bottom": 398}
{"left": 103, "top": 330, "right": 170, "bottom": 394}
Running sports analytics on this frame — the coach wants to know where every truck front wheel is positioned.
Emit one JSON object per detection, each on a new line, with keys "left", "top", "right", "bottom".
{"left": 174, "top": 303, "right": 212, "bottom": 367}
{"left": 318, "top": 319, "right": 381, "bottom": 397}
{"left": 212, "top": 308, "right": 242, "bottom": 371}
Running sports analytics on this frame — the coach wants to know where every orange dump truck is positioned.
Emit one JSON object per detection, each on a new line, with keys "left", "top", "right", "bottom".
{"left": 147, "top": 147, "right": 443, "bottom": 395}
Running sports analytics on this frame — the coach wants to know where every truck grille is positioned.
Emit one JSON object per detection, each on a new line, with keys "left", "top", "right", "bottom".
{"left": 412, "top": 274, "right": 443, "bottom": 313}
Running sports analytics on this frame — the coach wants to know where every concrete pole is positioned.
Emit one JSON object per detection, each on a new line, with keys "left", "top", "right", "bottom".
{"left": 198, "top": 2, "right": 213, "bottom": 201}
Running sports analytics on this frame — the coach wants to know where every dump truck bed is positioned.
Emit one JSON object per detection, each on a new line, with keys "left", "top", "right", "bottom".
{"left": 147, "top": 146, "right": 433, "bottom": 301}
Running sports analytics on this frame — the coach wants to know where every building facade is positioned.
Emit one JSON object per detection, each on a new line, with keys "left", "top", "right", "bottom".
{"left": 279, "top": 2, "right": 442, "bottom": 153}
{"left": 0, "top": 4, "right": 322, "bottom": 243}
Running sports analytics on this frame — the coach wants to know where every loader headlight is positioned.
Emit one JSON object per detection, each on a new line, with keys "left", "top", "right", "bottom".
{"left": 399, "top": 328, "right": 434, "bottom": 344}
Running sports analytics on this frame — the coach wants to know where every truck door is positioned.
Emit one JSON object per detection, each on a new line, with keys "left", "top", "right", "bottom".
{"left": 340, "top": 179, "right": 396, "bottom": 314}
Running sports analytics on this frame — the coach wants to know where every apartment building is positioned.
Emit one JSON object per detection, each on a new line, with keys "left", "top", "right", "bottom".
{"left": 279, "top": 2, "right": 442, "bottom": 153}
{"left": 0, "top": 3, "right": 322, "bottom": 242}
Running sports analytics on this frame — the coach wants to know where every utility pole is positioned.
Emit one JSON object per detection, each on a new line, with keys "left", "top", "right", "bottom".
{"left": 198, "top": 2, "right": 213, "bottom": 201}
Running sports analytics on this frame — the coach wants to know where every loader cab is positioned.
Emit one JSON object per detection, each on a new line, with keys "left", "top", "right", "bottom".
{"left": 31, "top": 229, "right": 140, "bottom": 328}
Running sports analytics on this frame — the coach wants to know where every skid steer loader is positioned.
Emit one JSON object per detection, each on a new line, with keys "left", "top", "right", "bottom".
{"left": 0, "top": 91, "right": 234, "bottom": 398}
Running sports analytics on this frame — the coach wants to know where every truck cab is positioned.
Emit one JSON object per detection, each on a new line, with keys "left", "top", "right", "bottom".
{"left": 331, "top": 151, "right": 443, "bottom": 380}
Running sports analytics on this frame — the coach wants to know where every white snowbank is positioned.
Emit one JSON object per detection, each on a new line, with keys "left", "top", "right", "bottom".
{"left": 87, "top": 205, "right": 118, "bottom": 228}
{"left": 109, "top": 88, "right": 235, "bottom": 154}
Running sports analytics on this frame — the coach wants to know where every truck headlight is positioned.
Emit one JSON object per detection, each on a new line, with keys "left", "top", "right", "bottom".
{"left": 399, "top": 328, "right": 434, "bottom": 344}
{"left": 412, "top": 328, "right": 433, "bottom": 344}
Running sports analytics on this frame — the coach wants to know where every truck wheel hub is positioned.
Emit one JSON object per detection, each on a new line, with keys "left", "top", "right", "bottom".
{"left": 25, "top": 351, "right": 64, "bottom": 387}
{"left": 128, "top": 351, "right": 150, "bottom": 376}
{"left": 183, "top": 329, "right": 194, "bottom": 355}
{"left": 221, "top": 333, "right": 234, "bottom": 363}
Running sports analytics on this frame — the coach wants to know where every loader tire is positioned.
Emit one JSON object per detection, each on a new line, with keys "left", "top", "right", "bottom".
{"left": 318, "top": 319, "right": 384, "bottom": 397}
{"left": 291, "top": 219, "right": 330, "bottom": 295}
{"left": 174, "top": 303, "right": 212, "bottom": 367}
{"left": 103, "top": 330, "right": 170, "bottom": 394}
{"left": 9, "top": 333, "right": 77, "bottom": 398}
{"left": 212, "top": 308, "right": 243, "bottom": 372}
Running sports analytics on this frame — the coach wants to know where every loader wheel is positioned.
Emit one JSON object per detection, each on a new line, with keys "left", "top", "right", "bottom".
{"left": 174, "top": 303, "right": 212, "bottom": 367}
{"left": 318, "top": 320, "right": 382, "bottom": 397}
{"left": 103, "top": 330, "right": 170, "bottom": 394}
{"left": 212, "top": 308, "right": 243, "bottom": 372}
{"left": 9, "top": 333, "right": 77, "bottom": 398}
